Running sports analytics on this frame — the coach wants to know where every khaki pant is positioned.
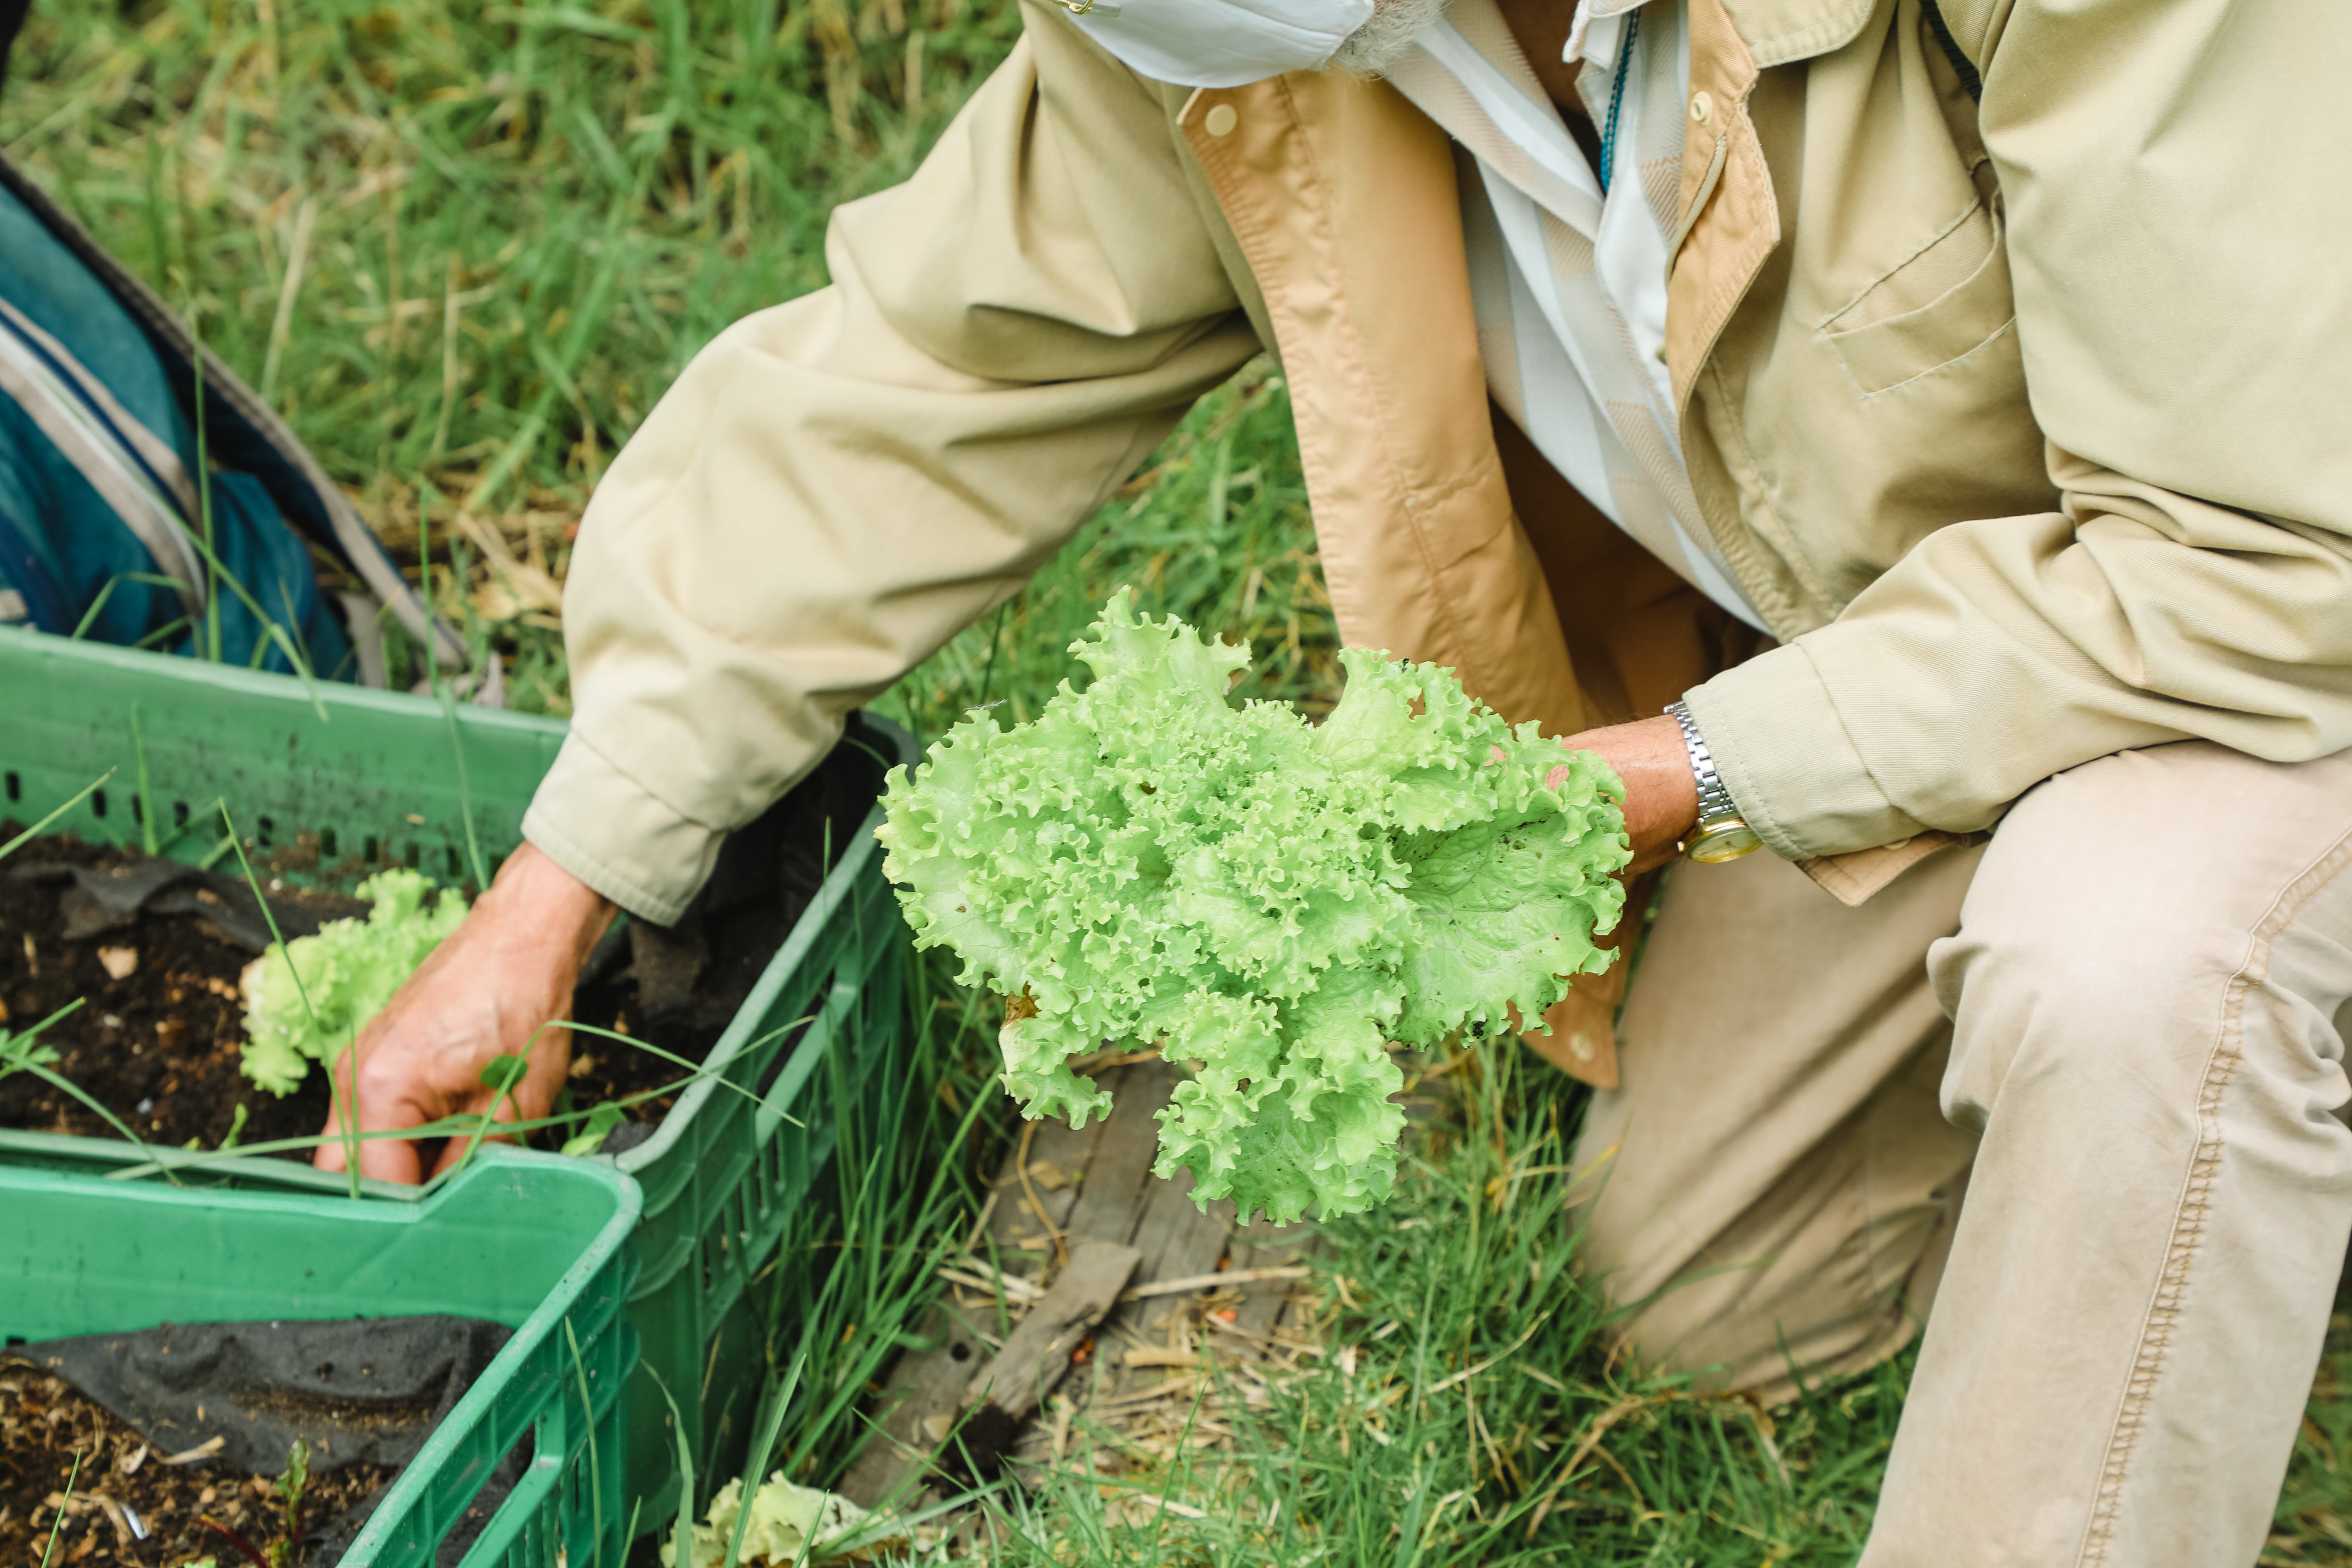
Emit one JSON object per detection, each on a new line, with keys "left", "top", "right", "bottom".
{"left": 1578, "top": 740, "right": 2352, "bottom": 1566}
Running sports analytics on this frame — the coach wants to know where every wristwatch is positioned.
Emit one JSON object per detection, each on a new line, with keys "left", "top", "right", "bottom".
{"left": 1665, "top": 701, "right": 1762, "bottom": 863}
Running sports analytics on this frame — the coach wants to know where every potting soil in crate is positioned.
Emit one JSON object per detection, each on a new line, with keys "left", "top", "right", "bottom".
{"left": 2, "top": 1317, "right": 512, "bottom": 1566}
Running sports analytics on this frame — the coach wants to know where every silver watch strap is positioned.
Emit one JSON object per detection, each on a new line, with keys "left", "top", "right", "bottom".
{"left": 1665, "top": 701, "right": 1741, "bottom": 822}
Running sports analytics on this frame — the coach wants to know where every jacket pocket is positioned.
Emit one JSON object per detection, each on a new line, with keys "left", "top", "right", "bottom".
{"left": 1822, "top": 198, "right": 2016, "bottom": 396}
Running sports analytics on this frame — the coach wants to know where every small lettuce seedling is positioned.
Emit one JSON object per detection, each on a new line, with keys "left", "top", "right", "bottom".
{"left": 877, "top": 591, "right": 1628, "bottom": 1224}
{"left": 195, "top": 1439, "right": 307, "bottom": 1568}
{"left": 0, "top": 1026, "right": 60, "bottom": 1078}
{"left": 240, "top": 870, "right": 466, "bottom": 1094}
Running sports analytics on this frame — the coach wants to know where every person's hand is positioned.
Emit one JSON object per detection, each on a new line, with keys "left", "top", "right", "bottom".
{"left": 1558, "top": 714, "right": 1700, "bottom": 875}
{"left": 314, "top": 842, "right": 617, "bottom": 1184}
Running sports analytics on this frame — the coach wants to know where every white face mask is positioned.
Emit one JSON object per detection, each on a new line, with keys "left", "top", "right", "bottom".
{"left": 1064, "top": 0, "right": 1375, "bottom": 89}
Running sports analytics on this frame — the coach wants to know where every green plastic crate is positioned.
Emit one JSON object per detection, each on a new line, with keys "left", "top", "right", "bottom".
{"left": 0, "top": 1136, "right": 639, "bottom": 1568}
{"left": 607, "top": 799, "right": 911, "bottom": 1519}
{"left": 0, "top": 628, "right": 918, "bottom": 1528}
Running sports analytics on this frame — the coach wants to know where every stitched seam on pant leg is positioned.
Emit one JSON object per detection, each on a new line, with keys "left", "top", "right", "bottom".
{"left": 2075, "top": 824, "right": 2352, "bottom": 1566}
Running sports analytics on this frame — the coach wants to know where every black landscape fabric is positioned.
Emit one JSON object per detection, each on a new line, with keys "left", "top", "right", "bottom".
{"left": 12, "top": 1314, "right": 510, "bottom": 1473}
{"left": 5, "top": 855, "right": 368, "bottom": 953}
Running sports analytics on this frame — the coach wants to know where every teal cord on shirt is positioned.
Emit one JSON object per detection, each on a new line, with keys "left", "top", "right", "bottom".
{"left": 1597, "top": 6, "right": 1642, "bottom": 196}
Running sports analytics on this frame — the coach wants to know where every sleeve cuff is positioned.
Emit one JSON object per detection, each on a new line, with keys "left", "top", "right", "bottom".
{"left": 520, "top": 731, "right": 726, "bottom": 926}
{"left": 1681, "top": 642, "right": 1931, "bottom": 861}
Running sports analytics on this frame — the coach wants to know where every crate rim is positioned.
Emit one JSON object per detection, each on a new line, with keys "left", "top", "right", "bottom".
{"left": 0, "top": 624, "right": 568, "bottom": 744}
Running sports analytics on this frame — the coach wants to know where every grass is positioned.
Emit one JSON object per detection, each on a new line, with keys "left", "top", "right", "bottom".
{"left": 1, "top": 0, "right": 1022, "bottom": 711}
{"left": 6, "top": 4, "right": 2352, "bottom": 1566}
{"left": 908, "top": 1042, "right": 1914, "bottom": 1567}
{"left": 733, "top": 946, "right": 1009, "bottom": 1497}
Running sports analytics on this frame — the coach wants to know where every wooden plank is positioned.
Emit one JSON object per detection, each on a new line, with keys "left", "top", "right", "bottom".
{"left": 1061, "top": 1060, "right": 1177, "bottom": 1244}
{"left": 962, "top": 1240, "right": 1140, "bottom": 1415}
{"left": 947, "top": 1239, "right": 1140, "bottom": 1478}
{"left": 844, "top": 1056, "right": 1336, "bottom": 1503}
{"left": 1227, "top": 1214, "right": 1308, "bottom": 1343}
{"left": 1129, "top": 1168, "right": 1236, "bottom": 1287}
{"left": 851, "top": 1062, "right": 1162, "bottom": 1504}
{"left": 988, "top": 1065, "right": 1121, "bottom": 1253}
{"left": 1060, "top": 1063, "right": 1230, "bottom": 1401}
{"left": 1108, "top": 1163, "right": 1235, "bottom": 1352}
{"left": 835, "top": 1301, "right": 991, "bottom": 1507}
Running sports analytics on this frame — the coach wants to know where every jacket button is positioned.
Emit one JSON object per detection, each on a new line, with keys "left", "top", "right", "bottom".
{"left": 1204, "top": 103, "right": 1239, "bottom": 136}
{"left": 1689, "top": 90, "right": 1713, "bottom": 123}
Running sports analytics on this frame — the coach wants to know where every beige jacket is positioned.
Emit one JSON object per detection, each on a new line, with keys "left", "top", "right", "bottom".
{"left": 524, "top": 0, "right": 2352, "bottom": 926}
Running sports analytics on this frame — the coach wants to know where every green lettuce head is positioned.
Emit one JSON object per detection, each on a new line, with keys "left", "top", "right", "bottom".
{"left": 877, "top": 590, "right": 1628, "bottom": 1223}
{"left": 240, "top": 869, "right": 467, "bottom": 1095}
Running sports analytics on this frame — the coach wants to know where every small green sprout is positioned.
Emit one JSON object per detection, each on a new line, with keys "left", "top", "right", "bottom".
{"left": 562, "top": 1101, "right": 629, "bottom": 1157}
{"left": 268, "top": 1438, "right": 310, "bottom": 1568}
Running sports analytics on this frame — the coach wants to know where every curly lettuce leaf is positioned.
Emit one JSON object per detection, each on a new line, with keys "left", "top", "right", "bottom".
{"left": 239, "top": 869, "right": 467, "bottom": 1095}
{"left": 877, "top": 590, "right": 1628, "bottom": 1223}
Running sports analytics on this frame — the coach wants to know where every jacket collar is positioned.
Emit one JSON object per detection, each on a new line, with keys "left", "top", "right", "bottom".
{"left": 1717, "top": 0, "right": 1877, "bottom": 66}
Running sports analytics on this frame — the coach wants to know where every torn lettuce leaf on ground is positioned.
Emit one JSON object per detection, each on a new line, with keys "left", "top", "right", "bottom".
{"left": 876, "top": 590, "right": 1628, "bottom": 1223}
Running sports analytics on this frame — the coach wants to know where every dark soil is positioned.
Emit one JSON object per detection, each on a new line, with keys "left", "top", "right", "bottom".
{"left": 0, "top": 832, "right": 360, "bottom": 1153}
{"left": 0, "top": 1360, "right": 390, "bottom": 1567}
{"left": 0, "top": 715, "right": 893, "bottom": 1159}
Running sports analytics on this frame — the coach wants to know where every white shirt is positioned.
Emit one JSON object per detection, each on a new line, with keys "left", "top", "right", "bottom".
{"left": 1381, "top": 0, "right": 1766, "bottom": 628}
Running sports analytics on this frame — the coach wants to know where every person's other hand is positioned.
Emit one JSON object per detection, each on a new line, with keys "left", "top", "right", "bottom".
{"left": 314, "top": 842, "right": 617, "bottom": 1184}
{"left": 1558, "top": 714, "right": 1699, "bottom": 876}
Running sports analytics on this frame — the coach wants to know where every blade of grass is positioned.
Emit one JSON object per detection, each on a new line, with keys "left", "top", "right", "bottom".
{"left": 443, "top": 1012, "right": 815, "bottom": 1179}
{"left": 150, "top": 792, "right": 226, "bottom": 860}
{"left": 563, "top": 1318, "right": 607, "bottom": 1568}
{"left": 185, "top": 277, "right": 220, "bottom": 663}
{"left": 559, "top": 1019, "right": 814, "bottom": 1125}
{"left": 0, "top": 769, "right": 115, "bottom": 861}
{"left": 131, "top": 615, "right": 192, "bottom": 651}
{"left": 103, "top": 1004, "right": 817, "bottom": 1183}
{"left": 462, "top": 175, "right": 643, "bottom": 516}
{"left": 419, "top": 502, "right": 490, "bottom": 888}
{"left": 103, "top": 1078, "right": 699, "bottom": 1180}
{"left": 14, "top": 1057, "right": 154, "bottom": 1150}
{"left": 167, "top": 520, "right": 330, "bottom": 719}
{"left": 724, "top": 1352, "right": 805, "bottom": 1568}
{"left": 0, "top": 995, "right": 87, "bottom": 1053}
{"left": 0, "top": 998, "right": 151, "bottom": 1154}
{"left": 218, "top": 801, "right": 360, "bottom": 1195}
{"left": 68, "top": 571, "right": 189, "bottom": 640}
{"left": 40, "top": 1449, "right": 83, "bottom": 1568}
{"left": 643, "top": 1361, "right": 699, "bottom": 1568}
{"left": 130, "top": 703, "right": 157, "bottom": 856}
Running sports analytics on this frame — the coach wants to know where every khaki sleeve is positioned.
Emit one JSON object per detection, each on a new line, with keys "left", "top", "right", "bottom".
{"left": 521, "top": 8, "right": 1259, "bottom": 922}
{"left": 1683, "top": 0, "right": 2352, "bottom": 864}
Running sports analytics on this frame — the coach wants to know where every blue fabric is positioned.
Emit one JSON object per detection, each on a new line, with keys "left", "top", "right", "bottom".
{"left": 0, "top": 180, "right": 350, "bottom": 677}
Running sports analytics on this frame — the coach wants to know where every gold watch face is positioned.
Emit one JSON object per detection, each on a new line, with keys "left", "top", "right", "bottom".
{"left": 1685, "top": 818, "right": 1763, "bottom": 863}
